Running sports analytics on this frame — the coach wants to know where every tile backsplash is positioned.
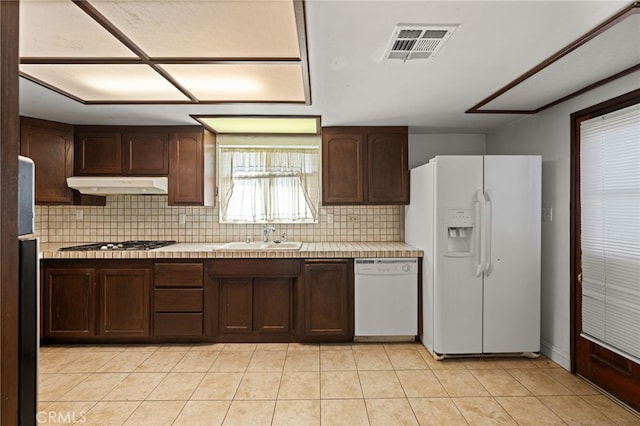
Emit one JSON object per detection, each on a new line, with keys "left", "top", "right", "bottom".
{"left": 35, "top": 195, "right": 402, "bottom": 243}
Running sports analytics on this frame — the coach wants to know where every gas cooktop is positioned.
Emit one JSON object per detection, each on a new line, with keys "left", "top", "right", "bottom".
{"left": 59, "top": 240, "right": 177, "bottom": 251}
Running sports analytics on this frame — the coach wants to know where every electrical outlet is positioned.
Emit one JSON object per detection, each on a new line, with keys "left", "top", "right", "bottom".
{"left": 179, "top": 213, "right": 186, "bottom": 225}
{"left": 541, "top": 208, "right": 553, "bottom": 222}
{"left": 76, "top": 209, "right": 83, "bottom": 221}
{"left": 327, "top": 213, "right": 334, "bottom": 224}
{"left": 348, "top": 214, "right": 359, "bottom": 224}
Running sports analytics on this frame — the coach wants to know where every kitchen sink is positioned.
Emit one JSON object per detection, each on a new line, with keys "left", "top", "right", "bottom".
{"left": 215, "top": 241, "right": 302, "bottom": 251}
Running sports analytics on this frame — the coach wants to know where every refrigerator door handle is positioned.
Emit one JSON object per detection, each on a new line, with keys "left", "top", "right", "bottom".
{"left": 484, "top": 189, "right": 494, "bottom": 277}
{"left": 475, "top": 189, "right": 486, "bottom": 277}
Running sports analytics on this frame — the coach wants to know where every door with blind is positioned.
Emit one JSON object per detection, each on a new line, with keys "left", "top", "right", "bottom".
{"left": 571, "top": 89, "right": 640, "bottom": 412}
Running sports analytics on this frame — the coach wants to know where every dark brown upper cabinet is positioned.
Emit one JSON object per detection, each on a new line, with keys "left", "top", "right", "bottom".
{"left": 75, "top": 127, "right": 169, "bottom": 176}
{"left": 124, "top": 132, "right": 169, "bottom": 175}
{"left": 21, "top": 117, "right": 75, "bottom": 204}
{"left": 322, "top": 126, "right": 409, "bottom": 205}
{"left": 75, "top": 130, "right": 123, "bottom": 175}
{"left": 169, "top": 130, "right": 204, "bottom": 205}
{"left": 20, "top": 117, "right": 104, "bottom": 206}
{"left": 322, "top": 131, "right": 365, "bottom": 203}
{"left": 73, "top": 126, "right": 204, "bottom": 206}
{"left": 366, "top": 131, "right": 410, "bottom": 204}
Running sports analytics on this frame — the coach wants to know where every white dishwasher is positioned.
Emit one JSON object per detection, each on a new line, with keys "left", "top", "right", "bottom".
{"left": 354, "top": 258, "right": 418, "bottom": 341}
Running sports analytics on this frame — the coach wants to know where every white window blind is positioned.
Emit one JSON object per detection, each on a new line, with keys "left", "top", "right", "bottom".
{"left": 218, "top": 146, "right": 320, "bottom": 223}
{"left": 580, "top": 103, "right": 640, "bottom": 363}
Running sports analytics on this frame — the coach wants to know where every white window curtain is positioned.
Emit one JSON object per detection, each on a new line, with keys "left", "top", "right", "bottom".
{"left": 219, "top": 147, "right": 320, "bottom": 223}
{"left": 580, "top": 103, "right": 640, "bottom": 363}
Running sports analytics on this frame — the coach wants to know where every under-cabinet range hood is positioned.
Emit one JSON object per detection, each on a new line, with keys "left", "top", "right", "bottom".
{"left": 66, "top": 176, "right": 168, "bottom": 195}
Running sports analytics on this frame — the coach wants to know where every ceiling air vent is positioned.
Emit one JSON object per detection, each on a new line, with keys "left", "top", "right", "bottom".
{"left": 383, "top": 24, "right": 457, "bottom": 61}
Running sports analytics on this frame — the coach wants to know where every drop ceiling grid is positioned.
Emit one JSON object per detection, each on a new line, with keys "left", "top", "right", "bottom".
{"left": 18, "top": 0, "right": 307, "bottom": 104}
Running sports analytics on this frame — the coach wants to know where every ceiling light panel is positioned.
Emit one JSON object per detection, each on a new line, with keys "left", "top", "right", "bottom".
{"left": 19, "top": 1, "right": 136, "bottom": 58}
{"left": 198, "top": 117, "right": 319, "bottom": 134}
{"left": 88, "top": 0, "right": 300, "bottom": 58}
{"left": 159, "top": 64, "right": 306, "bottom": 102}
{"left": 20, "top": 64, "right": 190, "bottom": 102}
{"left": 481, "top": 13, "right": 640, "bottom": 111}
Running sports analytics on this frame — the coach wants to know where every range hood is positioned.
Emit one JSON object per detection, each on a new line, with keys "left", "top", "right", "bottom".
{"left": 66, "top": 176, "right": 168, "bottom": 195}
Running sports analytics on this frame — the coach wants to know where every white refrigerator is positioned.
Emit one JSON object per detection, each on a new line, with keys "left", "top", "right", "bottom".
{"left": 406, "top": 156, "right": 541, "bottom": 357}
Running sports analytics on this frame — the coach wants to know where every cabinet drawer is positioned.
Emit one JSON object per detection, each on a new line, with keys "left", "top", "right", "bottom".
{"left": 154, "top": 263, "right": 203, "bottom": 287}
{"left": 154, "top": 289, "right": 203, "bottom": 312}
{"left": 154, "top": 313, "right": 203, "bottom": 336}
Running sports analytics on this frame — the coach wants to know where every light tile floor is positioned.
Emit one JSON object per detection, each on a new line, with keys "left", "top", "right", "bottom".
{"left": 37, "top": 342, "right": 640, "bottom": 425}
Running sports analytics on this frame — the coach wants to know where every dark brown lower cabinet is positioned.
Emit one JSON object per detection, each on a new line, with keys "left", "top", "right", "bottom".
{"left": 41, "top": 258, "right": 356, "bottom": 344}
{"left": 301, "top": 259, "right": 353, "bottom": 342}
{"left": 42, "top": 263, "right": 150, "bottom": 341}
{"left": 98, "top": 269, "right": 150, "bottom": 337}
{"left": 218, "top": 278, "right": 253, "bottom": 334}
{"left": 43, "top": 268, "right": 95, "bottom": 338}
{"left": 153, "top": 262, "right": 204, "bottom": 339}
{"left": 254, "top": 278, "right": 291, "bottom": 334}
{"left": 154, "top": 313, "right": 203, "bottom": 337}
{"left": 209, "top": 259, "right": 299, "bottom": 342}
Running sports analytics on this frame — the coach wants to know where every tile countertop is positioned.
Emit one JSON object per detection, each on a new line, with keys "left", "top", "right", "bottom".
{"left": 39, "top": 242, "right": 423, "bottom": 259}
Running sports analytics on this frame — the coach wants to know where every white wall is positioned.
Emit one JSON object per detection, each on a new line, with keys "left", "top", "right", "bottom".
{"left": 408, "top": 133, "right": 486, "bottom": 168}
{"left": 485, "top": 71, "right": 640, "bottom": 369}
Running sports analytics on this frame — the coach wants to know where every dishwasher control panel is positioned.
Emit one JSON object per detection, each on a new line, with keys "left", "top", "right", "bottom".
{"left": 354, "top": 258, "right": 418, "bottom": 275}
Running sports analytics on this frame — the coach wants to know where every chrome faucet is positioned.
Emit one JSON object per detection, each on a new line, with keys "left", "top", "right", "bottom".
{"left": 262, "top": 226, "right": 276, "bottom": 242}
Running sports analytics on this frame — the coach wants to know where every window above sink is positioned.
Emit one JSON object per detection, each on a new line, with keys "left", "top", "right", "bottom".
{"left": 217, "top": 135, "right": 320, "bottom": 224}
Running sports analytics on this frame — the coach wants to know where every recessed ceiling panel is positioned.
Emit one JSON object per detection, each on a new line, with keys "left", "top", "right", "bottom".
{"left": 196, "top": 116, "right": 320, "bottom": 134}
{"left": 19, "top": 1, "right": 136, "bottom": 58}
{"left": 159, "top": 64, "right": 306, "bottom": 102}
{"left": 476, "top": 12, "right": 640, "bottom": 112}
{"left": 88, "top": 0, "right": 300, "bottom": 58}
{"left": 20, "top": 64, "right": 190, "bottom": 102}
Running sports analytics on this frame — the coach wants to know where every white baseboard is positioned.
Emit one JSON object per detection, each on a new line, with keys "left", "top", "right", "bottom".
{"left": 541, "top": 338, "right": 571, "bottom": 370}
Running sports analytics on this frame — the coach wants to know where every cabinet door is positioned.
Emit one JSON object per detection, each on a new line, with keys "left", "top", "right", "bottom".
{"left": 367, "top": 131, "right": 409, "bottom": 204}
{"left": 97, "top": 268, "right": 150, "bottom": 337}
{"left": 303, "top": 260, "right": 352, "bottom": 340}
{"left": 169, "top": 131, "right": 203, "bottom": 205}
{"left": 322, "top": 131, "right": 364, "bottom": 204}
{"left": 218, "top": 278, "right": 253, "bottom": 334}
{"left": 20, "top": 119, "right": 74, "bottom": 204}
{"left": 124, "top": 132, "right": 169, "bottom": 175}
{"left": 254, "top": 278, "right": 291, "bottom": 334}
{"left": 75, "top": 132, "right": 123, "bottom": 175}
{"left": 43, "top": 268, "right": 96, "bottom": 338}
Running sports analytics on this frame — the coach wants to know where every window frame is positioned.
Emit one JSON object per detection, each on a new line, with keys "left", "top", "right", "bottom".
{"left": 216, "top": 135, "right": 321, "bottom": 224}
